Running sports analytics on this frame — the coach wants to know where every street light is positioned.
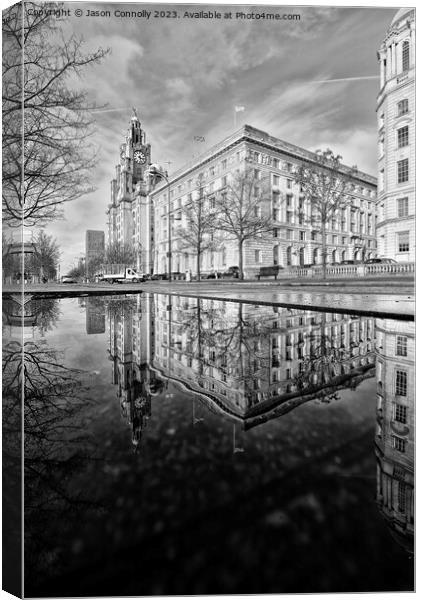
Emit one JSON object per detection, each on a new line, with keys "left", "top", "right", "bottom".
{"left": 148, "top": 164, "right": 173, "bottom": 281}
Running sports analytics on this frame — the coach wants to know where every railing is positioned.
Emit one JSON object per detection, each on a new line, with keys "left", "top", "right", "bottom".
{"left": 254, "top": 262, "right": 415, "bottom": 279}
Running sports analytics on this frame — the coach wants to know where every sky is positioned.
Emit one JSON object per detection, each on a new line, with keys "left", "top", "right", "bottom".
{"left": 20, "top": 1, "right": 399, "bottom": 272}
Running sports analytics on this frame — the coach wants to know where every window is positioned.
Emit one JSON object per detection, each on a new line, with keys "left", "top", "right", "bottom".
{"left": 255, "top": 250, "right": 261, "bottom": 263}
{"left": 398, "top": 481, "right": 406, "bottom": 512}
{"left": 397, "top": 197, "right": 409, "bottom": 218}
{"left": 273, "top": 228, "right": 279, "bottom": 238}
{"left": 272, "top": 174, "right": 280, "bottom": 186}
{"left": 397, "top": 231, "right": 409, "bottom": 253}
{"left": 286, "top": 179, "right": 292, "bottom": 189}
{"left": 286, "top": 229, "right": 292, "bottom": 240}
{"left": 254, "top": 169, "right": 261, "bottom": 180}
{"left": 286, "top": 194, "right": 293, "bottom": 207}
{"left": 396, "top": 369, "right": 407, "bottom": 396}
{"left": 299, "top": 231, "right": 305, "bottom": 241}
{"left": 402, "top": 40, "right": 410, "bottom": 72}
{"left": 221, "top": 175, "right": 227, "bottom": 187}
{"left": 394, "top": 403, "right": 407, "bottom": 424}
{"left": 397, "top": 126, "right": 409, "bottom": 148}
{"left": 285, "top": 162, "right": 292, "bottom": 173}
{"left": 397, "top": 159, "right": 408, "bottom": 183}
{"left": 209, "top": 166, "right": 215, "bottom": 176}
{"left": 311, "top": 231, "right": 317, "bottom": 241}
{"left": 272, "top": 208, "right": 279, "bottom": 221}
{"left": 396, "top": 335, "right": 408, "bottom": 356}
{"left": 398, "top": 99, "right": 409, "bottom": 116}
{"left": 273, "top": 158, "right": 279, "bottom": 169}
{"left": 221, "top": 159, "right": 227, "bottom": 170}
{"left": 392, "top": 436, "right": 406, "bottom": 453}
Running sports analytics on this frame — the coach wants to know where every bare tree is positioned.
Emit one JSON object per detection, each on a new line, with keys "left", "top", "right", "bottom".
{"left": 2, "top": 2, "right": 109, "bottom": 227}
{"left": 85, "top": 253, "right": 104, "bottom": 278}
{"left": 27, "top": 230, "right": 61, "bottom": 280}
{"left": 293, "top": 149, "right": 357, "bottom": 279}
{"left": 104, "top": 241, "right": 135, "bottom": 265}
{"left": 214, "top": 168, "right": 273, "bottom": 280}
{"left": 174, "top": 176, "right": 218, "bottom": 279}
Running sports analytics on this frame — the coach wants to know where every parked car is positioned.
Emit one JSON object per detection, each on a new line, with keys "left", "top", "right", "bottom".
{"left": 61, "top": 275, "right": 78, "bottom": 284}
{"left": 224, "top": 266, "right": 239, "bottom": 278}
{"left": 365, "top": 258, "right": 397, "bottom": 264}
{"left": 340, "top": 259, "right": 357, "bottom": 265}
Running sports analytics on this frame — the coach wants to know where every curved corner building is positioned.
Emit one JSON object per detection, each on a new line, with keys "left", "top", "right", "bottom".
{"left": 376, "top": 8, "right": 415, "bottom": 262}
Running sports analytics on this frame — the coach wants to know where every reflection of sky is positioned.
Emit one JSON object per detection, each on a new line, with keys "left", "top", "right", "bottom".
{"left": 24, "top": 2, "right": 396, "bottom": 271}
{"left": 38, "top": 298, "right": 110, "bottom": 376}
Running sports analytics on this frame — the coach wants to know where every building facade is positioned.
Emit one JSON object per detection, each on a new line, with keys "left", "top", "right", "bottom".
{"left": 377, "top": 8, "right": 415, "bottom": 262}
{"left": 147, "top": 126, "right": 377, "bottom": 278}
{"left": 106, "top": 110, "right": 152, "bottom": 272}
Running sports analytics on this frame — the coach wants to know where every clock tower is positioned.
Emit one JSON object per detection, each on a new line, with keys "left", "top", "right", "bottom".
{"left": 128, "top": 108, "right": 151, "bottom": 188}
{"left": 106, "top": 109, "right": 152, "bottom": 258}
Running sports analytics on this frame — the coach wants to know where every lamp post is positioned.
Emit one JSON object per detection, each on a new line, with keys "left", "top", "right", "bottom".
{"left": 148, "top": 164, "right": 172, "bottom": 281}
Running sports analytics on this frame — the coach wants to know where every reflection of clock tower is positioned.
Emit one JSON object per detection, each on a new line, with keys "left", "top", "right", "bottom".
{"left": 106, "top": 109, "right": 152, "bottom": 266}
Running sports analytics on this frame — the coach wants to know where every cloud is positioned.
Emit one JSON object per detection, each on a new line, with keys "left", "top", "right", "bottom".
{"left": 313, "top": 75, "right": 379, "bottom": 84}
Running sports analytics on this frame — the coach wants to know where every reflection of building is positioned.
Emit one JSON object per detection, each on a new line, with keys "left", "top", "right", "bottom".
{"left": 149, "top": 126, "right": 377, "bottom": 277}
{"left": 376, "top": 9, "right": 415, "bottom": 261}
{"left": 107, "top": 294, "right": 163, "bottom": 447}
{"left": 85, "top": 298, "right": 105, "bottom": 335}
{"left": 374, "top": 318, "right": 414, "bottom": 551}
{"left": 150, "top": 294, "right": 376, "bottom": 428}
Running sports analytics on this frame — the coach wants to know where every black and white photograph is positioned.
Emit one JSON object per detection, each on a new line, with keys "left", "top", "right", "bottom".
{"left": 2, "top": 0, "right": 415, "bottom": 597}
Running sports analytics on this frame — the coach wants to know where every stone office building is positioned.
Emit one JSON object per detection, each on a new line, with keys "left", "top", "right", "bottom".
{"left": 85, "top": 229, "right": 105, "bottom": 275}
{"left": 376, "top": 8, "right": 415, "bottom": 262}
{"left": 106, "top": 110, "right": 152, "bottom": 272}
{"left": 147, "top": 125, "right": 377, "bottom": 278}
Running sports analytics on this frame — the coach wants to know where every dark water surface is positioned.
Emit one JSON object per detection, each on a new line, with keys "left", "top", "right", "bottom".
{"left": 2, "top": 292, "right": 414, "bottom": 596}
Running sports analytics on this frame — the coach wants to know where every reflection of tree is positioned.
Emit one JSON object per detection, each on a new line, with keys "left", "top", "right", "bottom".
{"left": 2, "top": 295, "right": 61, "bottom": 335}
{"left": 170, "top": 299, "right": 273, "bottom": 402}
{"left": 2, "top": 340, "right": 97, "bottom": 587}
{"left": 293, "top": 313, "right": 373, "bottom": 403}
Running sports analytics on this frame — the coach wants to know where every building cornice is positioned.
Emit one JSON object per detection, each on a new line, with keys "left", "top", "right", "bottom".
{"left": 151, "top": 124, "right": 377, "bottom": 196}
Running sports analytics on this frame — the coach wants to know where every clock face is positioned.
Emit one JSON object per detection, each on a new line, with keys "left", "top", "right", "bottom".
{"left": 134, "top": 150, "right": 146, "bottom": 165}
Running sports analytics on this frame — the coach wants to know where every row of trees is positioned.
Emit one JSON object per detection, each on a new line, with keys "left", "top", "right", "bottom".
{"left": 169, "top": 151, "right": 358, "bottom": 280}
{"left": 67, "top": 241, "right": 136, "bottom": 279}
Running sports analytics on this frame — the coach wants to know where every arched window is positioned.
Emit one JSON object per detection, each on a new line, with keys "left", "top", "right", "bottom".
{"left": 332, "top": 249, "right": 337, "bottom": 264}
{"left": 341, "top": 249, "right": 346, "bottom": 262}
{"left": 286, "top": 246, "right": 292, "bottom": 266}
{"left": 313, "top": 248, "right": 319, "bottom": 264}
{"left": 402, "top": 40, "right": 410, "bottom": 72}
{"left": 299, "top": 247, "right": 305, "bottom": 266}
{"left": 273, "top": 245, "right": 279, "bottom": 265}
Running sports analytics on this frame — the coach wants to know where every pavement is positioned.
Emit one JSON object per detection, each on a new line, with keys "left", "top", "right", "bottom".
{"left": 3, "top": 276, "right": 415, "bottom": 320}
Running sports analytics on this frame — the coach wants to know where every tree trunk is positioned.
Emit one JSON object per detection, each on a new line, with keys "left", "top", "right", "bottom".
{"left": 238, "top": 239, "right": 244, "bottom": 280}
{"left": 196, "top": 248, "right": 200, "bottom": 281}
{"left": 321, "top": 222, "right": 327, "bottom": 280}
